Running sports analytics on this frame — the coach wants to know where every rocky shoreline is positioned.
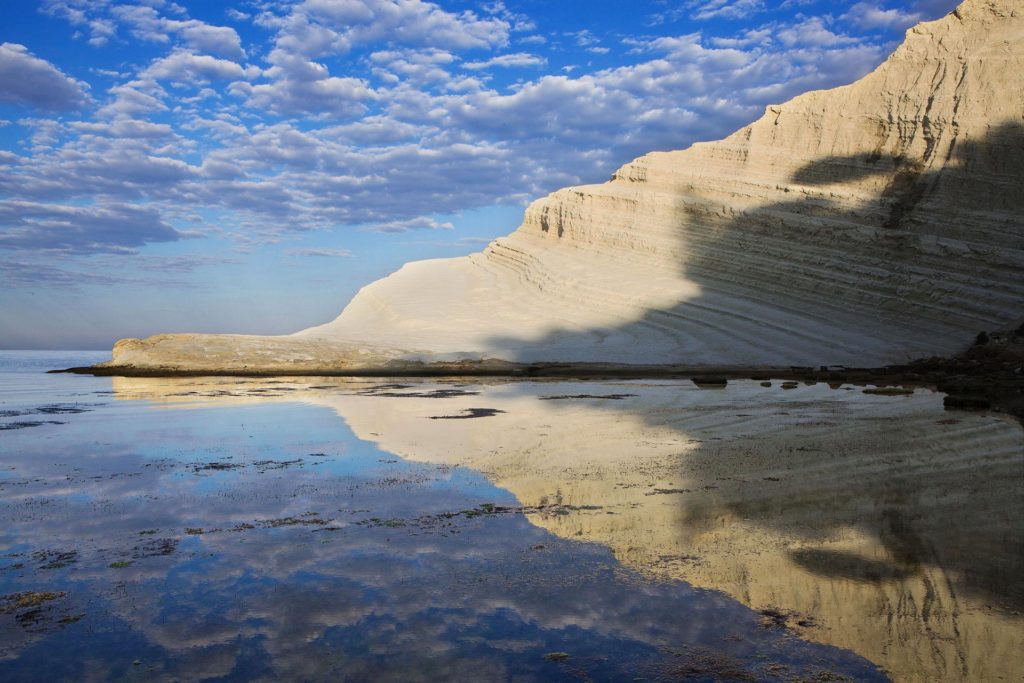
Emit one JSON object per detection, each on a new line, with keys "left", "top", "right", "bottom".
{"left": 55, "top": 326, "right": 1024, "bottom": 420}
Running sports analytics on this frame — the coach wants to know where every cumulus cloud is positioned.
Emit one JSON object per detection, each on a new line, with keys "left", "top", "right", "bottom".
{"left": 70, "top": 119, "right": 175, "bottom": 139}
{"left": 41, "top": 1, "right": 118, "bottom": 46}
{"left": 0, "top": 133, "right": 197, "bottom": 204}
{"left": 127, "top": 253, "right": 243, "bottom": 273}
{"left": 841, "top": 2, "right": 924, "bottom": 31}
{"left": 687, "top": 0, "right": 765, "bottom": 21}
{"left": 482, "top": 0, "right": 536, "bottom": 33}
{"left": 85, "top": 18, "right": 118, "bottom": 47}
{"left": 0, "top": 259, "right": 132, "bottom": 287}
{"left": 0, "top": 43, "right": 90, "bottom": 110}
{"left": 176, "top": 21, "right": 246, "bottom": 58}
{"left": 232, "top": 70, "right": 376, "bottom": 117}
{"left": 366, "top": 217, "right": 454, "bottom": 233}
{"left": 0, "top": 201, "right": 182, "bottom": 253}
{"left": 112, "top": 4, "right": 246, "bottom": 59}
{"left": 368, "top": 49, "right": 456, "bottom": 85}
{"left": 320, "top": 116, "right": 427, "bottom": 144}
{"left": 45, "top": 1, "right": 245, "bottom": 58}
{"left": 285, "top": 247, "right": 354, "bottom": 257}
{"left": 463, "top": 52, "right": 547, "bottom": 70}
{"left": 185, "top": 115, "right": 248, "bottom": 141}
{"left": 296, "top": 0, "right": 510, "bottom": 51}
{"left": 17, "top": 118, "right": 66, "bottom": 151}
{"left": 3, "top": 8, "right": 905, "bottom": 250}
{"left": 97, "top": 82, "right": 169, "bottom": 118}
{"left": 707, "top": 26, "right": 774, "bottom": 49}
{"left": 7, "top": 0, "right": 961, "bottom": 262}
{"left": 238, "top": 1, "right": 509, "bottom": 117}
{"left": 144, "top": 50, "right": 258, "bottom": 83}
{"left": 0, "top": 253, "right": 236, "bottom": 289}
{"left": 776, "top": 17, "right": 860, "bottom": 47}
{"left": 562, "top": 30, "right": 612, "bottom": 55}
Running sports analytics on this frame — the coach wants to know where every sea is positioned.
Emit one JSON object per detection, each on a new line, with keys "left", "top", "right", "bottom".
{"left": 0, "top": 351, "right": 1020, "bottom": 682}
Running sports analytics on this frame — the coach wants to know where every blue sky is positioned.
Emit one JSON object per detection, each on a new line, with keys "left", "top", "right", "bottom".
{"left": 0, "top": 0, "right": 958, "bottom": 349}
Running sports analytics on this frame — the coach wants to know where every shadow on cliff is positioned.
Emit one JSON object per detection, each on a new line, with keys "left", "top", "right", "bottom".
{"left": 482, "top": 121, "right": 1024, "bottom": 610}
{"left": 484, "top": 121, "right": 1024, "bottom": 366}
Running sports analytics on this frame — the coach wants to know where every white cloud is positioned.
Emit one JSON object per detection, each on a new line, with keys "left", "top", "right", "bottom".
{"left": 144, "top": 50, "right": 257, "bottom": 83}
{"left": 562, "top": 30, "right": 612, "bottom": 54}
{"left": 0, "top": 43, "right": 90, "bottom": 110}
{"left": 9, "top": 0, "right": 953, "bottom": 260}
{"left": 777, "top": 18, "right": 859, "bottom": 47}
{"left": 0, "top": 128, "right": 199, "bottom": 208}
{"left": 185, "top": 116, "right": 248, "bottom": 139}
{"left": 0, "top": 258, "right": 135, "bottom": 287}
{"left": 567, "top": 29, "right": 600, "bottom": 47}
{"left": 285, "top": 247, "right": 354, "bottom": 257}
{"left": 365, "top": 216, "right": 454, "bottom": 233}
{"left": 92, "top": 67, "right": 128, "bottom": 78}
{"left": 463, "top": 52, "right": 547, "bottom": 70}
{"left": 97, "top": 82, "right": 169, "bottom": 118}
{"left": 0, "top": 200, "right": 181, "bottom": 253}
{"left": 369, "top": 49, "right": 456, "bottom": 85}
{"left": 86, "top": 18, "right": 117, "bottom": 46}
{"left": 708, "top": 27, "right": 773, "bottom": 49}
{"left": 320, "top": 116, "right": 429, "bottom": 144}
{"left": 687, "top": 0, "right": 765, "bottom": 21}
{"left": 176, "top": 21, "right": 246, "bottom": 59}
{"left": 237, "top": 0, "right": 510, "bottom": 116}
{"left": 482, "top": 1, "right": 536, "bottom": 33}
{"left": 841, "top": 2, "right": 924, "bottom": 31}
{"left": 16, "top": 118, "right": 66, "bottom": 151}
{"left": 299, "top": 0, "right": 510, "bottom": 51}
{"left": 4, "top": 10, "right": 900, "bottom": 247}
{"left": 232, "top": 70, "right": 376, "bottom": 117}
{"left": 42, "top": 1, "right": 118, "bottom": 46}
{"left": 112, "top": 4, "right": 246, "bottom": 59}
{"left": 70, "top": 119, "right": 175, "bottom": 139}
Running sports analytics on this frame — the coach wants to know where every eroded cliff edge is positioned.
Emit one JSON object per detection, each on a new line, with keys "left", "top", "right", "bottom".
{"left": 102, "top": 0, "right": 1023, "bottom": 374}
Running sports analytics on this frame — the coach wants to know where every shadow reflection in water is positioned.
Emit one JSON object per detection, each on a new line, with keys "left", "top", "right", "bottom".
{"left": 0, "top": 373, "right": 889, "bottom": 683}
{"left": 101, "top": 375, "right": 1024, "bottom": 683}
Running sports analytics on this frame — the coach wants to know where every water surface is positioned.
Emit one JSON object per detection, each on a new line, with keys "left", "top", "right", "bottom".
{"left": 1, "top": 353, "right": 1021, "bottom": 681}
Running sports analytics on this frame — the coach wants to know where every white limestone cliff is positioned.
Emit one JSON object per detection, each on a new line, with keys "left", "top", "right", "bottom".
{"left": 105, "top": 0, "right": 1023, "bottom": 373}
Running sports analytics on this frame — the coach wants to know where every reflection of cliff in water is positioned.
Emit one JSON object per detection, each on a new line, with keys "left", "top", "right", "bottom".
{"left": 114, "top": 376, "right": 1024, "bottom": 682}
{"left": 5, "top": 380, "right": 888, "bottom": 682}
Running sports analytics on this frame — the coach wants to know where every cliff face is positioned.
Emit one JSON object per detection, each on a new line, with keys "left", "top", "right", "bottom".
{"left": 108, "top": 0, "right": 1023, "bottom": 372}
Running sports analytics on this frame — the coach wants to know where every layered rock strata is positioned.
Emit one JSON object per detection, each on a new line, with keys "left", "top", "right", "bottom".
{"left": 104, "top": 0, "right": 1023, "bottom": 373}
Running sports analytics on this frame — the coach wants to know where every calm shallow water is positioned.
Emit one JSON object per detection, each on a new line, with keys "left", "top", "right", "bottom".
{"left": 0, "top": 353, "right": 1021, "bottom": 682}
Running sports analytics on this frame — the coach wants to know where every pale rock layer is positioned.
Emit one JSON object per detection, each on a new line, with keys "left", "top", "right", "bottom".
{"left": 106, "top": 0, "right": 1023, "bottom": 372}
